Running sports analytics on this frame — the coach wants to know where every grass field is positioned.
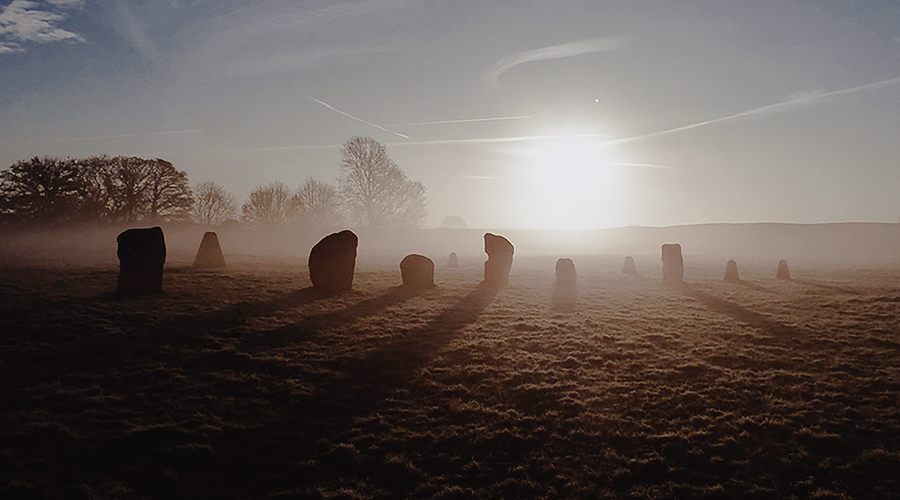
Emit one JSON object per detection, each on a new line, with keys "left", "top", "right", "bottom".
{"left": 2, "top": 251, "right": 899, "bottom": 499}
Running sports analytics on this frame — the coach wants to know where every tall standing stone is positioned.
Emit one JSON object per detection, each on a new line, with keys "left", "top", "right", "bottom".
{"left": 553, "top": 258, "right": 577, "bottom": 310}
{"left": 116, "top": 226, "right": 166, "bottom": 295}
{"left": 776, "top": 259, "right": 791, "bottom": 280}
{"left": 483, "top": 233, "right": 514, "bottom": 287}
{"left": 623, "top": 256, "right": 637, "bottom": 275}
{"left": 400, "top": 254, "right": 435, "bottom": 288}
{"left": 724, "top": 259, "right": 740, "bottom": 282}
{"left": 661, "top": 243, "right": 684, "bottom": 285}
{"left": 308, "top": 230, "right": 358, "bottom": 292}
{"left": 192, "top": 232, "right": 226, "bottom": 269}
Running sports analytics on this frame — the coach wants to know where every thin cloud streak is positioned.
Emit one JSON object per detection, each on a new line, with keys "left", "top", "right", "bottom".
{"left": 0, "top": 129, "right": 203, "bottom": 146}
{"left": 305, "top": 96, "right": 410, "bottom": 140}
{"left": 398, "top": 116, "right": 532, "bottom": 127}
{"left": 484, "top": 37, "right": 626, "bottom": 87}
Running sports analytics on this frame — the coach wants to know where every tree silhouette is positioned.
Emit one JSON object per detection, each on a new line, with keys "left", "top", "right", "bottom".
{"left": 0, "top": 156, "right": 81, "bottom": 222}
{"left": 242, "top": 182, "right": 295, "bottom": 226}
{"left": 294, "top": 176, "right": 343, "bottom": 229}
{"left": 193, "top": 181, "right": 237, "bottom": 226}
{"left": 338, "top": 136, "right": 426, "bottom": 228}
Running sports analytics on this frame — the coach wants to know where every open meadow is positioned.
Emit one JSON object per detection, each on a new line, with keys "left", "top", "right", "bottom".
{"left": 2, "top": 226, "right": 900, "bottom": 499}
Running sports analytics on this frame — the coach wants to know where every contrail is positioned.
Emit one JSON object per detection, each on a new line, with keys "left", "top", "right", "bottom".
{"left": 398, "top": 115, "right": 532, "bottom": 127}
{"left": 607, "top": 74, "right": 900, "bottom": 146}
{"left": 0, "top": 129, "right": 203, "bottom": 146}
{"left": 484, "top": 37, "right": 626, "bottom": 87}
{"left": 305, "top": 95, "right": 410, "bottom": 140}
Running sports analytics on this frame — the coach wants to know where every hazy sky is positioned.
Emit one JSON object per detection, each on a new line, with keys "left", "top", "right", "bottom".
{"left": 2, "top": 0, "right": 899, "bottom": 229}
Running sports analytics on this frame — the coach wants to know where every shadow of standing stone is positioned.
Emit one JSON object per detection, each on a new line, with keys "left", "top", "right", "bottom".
{"left": 192, "top": 232, "right": 226, "bottom": 269}
{"left": 483, "top": 233, "right": 514, "bottom": 288}
{"left": 661, "top": 243, "right": 683, "bottom": 286}
{"left": 309, "top": 230, "right": 358, "bottom": 293}
{"left": 117, "top": 226, "right": 166, "bottom": 295}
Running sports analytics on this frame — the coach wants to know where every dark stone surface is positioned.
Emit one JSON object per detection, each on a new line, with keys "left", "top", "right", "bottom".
{"left": 117, "top": 226, "right": 166, "bottom": 295}
{"left": 724, "top": 259, "right": 740, "bottom": 282}
{"left": 483, "top": 233, "right": 514, "bottom": 287}
{"left": 661, "top": 243, "right": 684, "bottom": 285}
{"left": 777, "top": 259, "right": 791, "bottom": 280}
{"left": 192, "top": 232, "right": 226, "bottom": 269}
{"left": 400, "top": 254, "right": 435, "bottom": 288}
{"left": 553, "top": 258, "right": 577, "bottom": 310}
{"left": 623, "top": 256, "right": 637, "bottom": 275}
{"left": 308, "top": 230, "right": 358, "bottom": 292}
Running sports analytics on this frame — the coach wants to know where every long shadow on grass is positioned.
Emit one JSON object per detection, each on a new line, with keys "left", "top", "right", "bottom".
{"left": 791, "top": 278, "right": 859, "bottom": 295}
{"left": 675, "top": 282, "right": 804, "bottom": 341}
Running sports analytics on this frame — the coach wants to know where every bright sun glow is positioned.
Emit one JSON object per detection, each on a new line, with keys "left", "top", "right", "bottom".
{"left": 514, "top": 135, "right": 626, "bottom": 229}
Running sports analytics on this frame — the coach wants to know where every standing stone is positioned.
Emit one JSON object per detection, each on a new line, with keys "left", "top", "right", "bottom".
{"left": 724, "top": 259, "right": 740, "bottom": 282}
{"left": 192, "top": 232, "right": 226, "bottom": 269}
{"left": 777, "top": 259, "right": 791, "bottom": 280}
{"left": 400, "top": 254, "right": 435, "bottom": 288}
{"left": 117, "top": 226, "right": 166, "bottom": 295}
{"left": 308, "top": 230, "right": 358, "bottom": 292}
{"left": 661, "top": 243, "right": 684, "bottom": 285}
{"left": 623, "top": 256, "right": 637, "bottom": 275}
{"left": 447, "top": 252, "right": 459, "bottom": 269}
{"left": 483, "top": 233, "right": 514, "bottom": 287}
{"left": 553, "top": 258, "right": 577, "bottom": 310}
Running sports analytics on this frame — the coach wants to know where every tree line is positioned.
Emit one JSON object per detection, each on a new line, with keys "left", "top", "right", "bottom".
{"left": 0, "top": 137, "right": 426, "bottom": 229}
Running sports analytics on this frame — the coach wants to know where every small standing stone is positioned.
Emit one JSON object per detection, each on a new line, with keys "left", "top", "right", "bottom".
{"left": 553, "top": 258, "right": 577, "bottom": 310}
{"left": 777, "top": 260, "right": 791, "bottom": 280}
{"left": 116, "top": 226, "right": 166, "bottom": 295}
{"left": 192, "top": 232, "right": 226, "bottom": 269}
{"left": 724, "top": 259, "right": 740, "bottom": 282}
{"left": 447, "top": 252, "right": 459, "bottom": 269}
{"left": 623, "top": 256, "right": 637, "bottom": 275}
{"left": 400, "top": 254, "right": 435, "bottom": 288}
{"left": 483, "top": 233, "right": 514, "bottom": 287}
{"left": 308, "top": 230, "right": 358, "bottom": 292}
{"left": 661, "top": 243, "right": 684, "bottom": 285}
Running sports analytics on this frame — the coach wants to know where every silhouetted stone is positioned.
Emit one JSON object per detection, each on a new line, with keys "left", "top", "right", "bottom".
{"left": 553, "top": 258, "right": 577, "bottom": 310}
{"left": 447, "top": 252, "right": 459, "bottom": 269}
{"left": 440, "top": 215, "right": 467, "bottom": 229}
{"left": 192, "top": 232, "right": 226, "bottom": 269}
{"left": 400, "top": 254, "right": 434, "bottom": 288}
{"left": 661, "top": 243, "right": 683, "bottom": 285}
{"left": 483, "top": 233, "right": 514, "bottom": 287}
{"left": 777, "top": 259, "right": 791, "bottom": 280}
{"left": 116, "top": 226, "right": 166, "bottom": 295}
{"left": 308, "top": 230, "right": 358, "bottom": 292}
{"left": 623, "top": 256, "right": 637, "bottom": 275}
{"left": 724, "top": 259, "right": 740, "bottom": 282}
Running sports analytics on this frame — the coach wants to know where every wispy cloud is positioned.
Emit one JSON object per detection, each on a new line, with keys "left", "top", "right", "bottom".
{"left": 397, "top": 116, "right": 532, "bottom": 127}
{"left": 0, "top": 0, "right": 85, "bottom": 53}
{"left": 484, "top": 37, "right": 626, "bottom": 87}
{"left": 305, "top": 96, "right": 410, "bottom": 140}
{"left": 0, "top": 128, "right": 203, "bottom": 146}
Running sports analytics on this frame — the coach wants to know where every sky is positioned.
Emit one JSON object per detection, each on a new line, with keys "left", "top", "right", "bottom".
{"left": 2, "top": 0, "right": 899, "bottom": 230}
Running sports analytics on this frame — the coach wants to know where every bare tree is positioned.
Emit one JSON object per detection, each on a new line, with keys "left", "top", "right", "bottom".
{"left": 193, "top": 181, "right": 237, "bottom": 225}
{"left": 242, "top": 182, "right": 295, "bottom": 226}
{"left": 338, "top": 136, "right": 426, "bottom": 227}
{"left": 0, "top": 156, "right": 81, "bottom": 221}
{"left": 143, "top": 159, "right": 193, "bottom": 221}
{"left": 294, "top": 176, "right": 343, "bottom": 228}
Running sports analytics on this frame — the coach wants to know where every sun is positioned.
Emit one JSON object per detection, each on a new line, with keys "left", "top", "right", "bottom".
{"left": 513, "top": 135, "right": 626, "bottom": 229}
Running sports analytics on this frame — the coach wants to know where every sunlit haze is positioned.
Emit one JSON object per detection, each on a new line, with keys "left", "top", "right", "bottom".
{"left": 2, "top": 0, "right": 900, "bottom": 229}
